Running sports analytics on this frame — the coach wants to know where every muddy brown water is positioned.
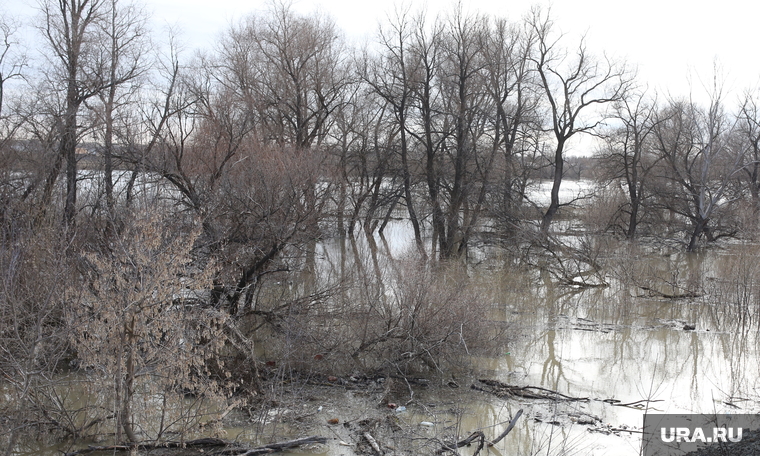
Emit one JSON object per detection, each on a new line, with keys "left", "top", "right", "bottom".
{"left": 9, "top": 223, "right": 760, "bottom": 456}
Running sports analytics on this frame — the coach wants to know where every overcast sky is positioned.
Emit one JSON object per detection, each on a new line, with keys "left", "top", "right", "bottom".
{"left": 4, "top": 0, "right": 760, "bottom": 101}
{"left": 150, "top": 0, "right": 760, "bottom": 100}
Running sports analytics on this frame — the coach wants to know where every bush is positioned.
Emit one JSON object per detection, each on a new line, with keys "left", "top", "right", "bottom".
{"left": 252, "top": 253, "right": 509, "bottom": 378}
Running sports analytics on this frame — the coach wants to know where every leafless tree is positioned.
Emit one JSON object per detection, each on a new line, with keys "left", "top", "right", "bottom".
{"left": 364, "top": 6, "right": 426, "bottom": 252}
{"left": 433, "top": 8, "right": 491, "bottom": 259}
{"left": 39, "top": 0, "right": 106, "bottom": 225}
{"left": 219, "top": 2, "right": 351, "bottom": 149}
{"left": 652, "top": 80, "right": 746, "bottom": 250}
{"left": 329, "top": 79, "right": 399, "bottom": 237}
{"left": 38, "top": 0, "right": 147, "bottom": 225}
{"left": 480, "top": 16, "right": 539, "bottom": 241}
{"left": 93, "top": 0, "right": 149, "bottom": 215}
{"left": 737, "top": 89, "right": 760, "bottom": 214}
{"left": 527, "top": 8, "right": 630, "bottom": 232}
{"left": 0, "top": 14, "right": 27, "bottom": 118}
{"left": 598, "top": 88, "right": 663, "bottom": 237}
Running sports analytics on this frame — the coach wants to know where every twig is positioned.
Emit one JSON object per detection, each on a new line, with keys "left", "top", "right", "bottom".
{"left": 609, "top": 398, "right": 664, "bottom": 408}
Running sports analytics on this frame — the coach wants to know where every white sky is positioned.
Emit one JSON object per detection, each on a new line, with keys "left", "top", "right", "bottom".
{"left": 4, "top": 0, "right": 760, "bottom": 101}
{"left": 148, "top": 0, "right": 760, "bottom": 102}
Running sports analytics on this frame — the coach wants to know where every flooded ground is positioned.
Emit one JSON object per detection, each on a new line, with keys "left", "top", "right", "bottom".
{"left": 138, "top": 220, "right": 750, "bottom": 456}
{"left": 7, "top": 218, "right": 760, "bottom": 456}
{"left": 209, "top": 267, "right": 760, "bottom": 455}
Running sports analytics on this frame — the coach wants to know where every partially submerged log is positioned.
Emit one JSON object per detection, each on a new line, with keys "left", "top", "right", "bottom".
{"left": 64, "top": 438, "right": 228, "bottom": 456}
{"left": 219, "top": 436, "right": 328, "bottom": 456}
{"left": 473, "top": 379, "right": 589, "bottom": 402}
{"left": 639, "top": 285, "right": 700, "bottom": 300}
{"left": 64, "top": 436, "right": 327, "bottom": 456}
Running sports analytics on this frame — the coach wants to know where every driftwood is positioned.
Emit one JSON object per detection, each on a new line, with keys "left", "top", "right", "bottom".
{"left": 475, "top": 379, "right": 662, "bottom": 414}
{"left": 602, "top": 398, "right": 664, "bottom": 409}
{"left": 437, "top": 431, "right": 485, "bottom": 455}
{"left": 437, "top": 409, "right": 523, "bottom": 456}
{"left": 363, "top": 432, "right": 383, "bottom": 455}
{"left": 63, "top": 438, "right": 227, "bottom": 456}
{"left": 63, "top": 436, "right": 327, "bottom": 456}
{"left": 216, "top": 436, "right": 328, "bottom": 455}
{"left": 473, "top": 379, "right": 589, "bottom": 402}
{"left": 490, "top": 409, "right": 523, "bottom": 445}
{"left": 639, "top": 285, "right": 700, "bottom": 300}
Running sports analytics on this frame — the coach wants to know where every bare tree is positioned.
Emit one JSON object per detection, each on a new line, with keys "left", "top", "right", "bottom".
{"left": 527, "top": 8, "right": 630, "bottom": 232}
{"left": 737, "top": 88, "right": 760, "bottom": 214}
{"left": 220, "top": 2, "right": 350, "bottom": 149}
{"left": 598, "top": 88, "right": 662, "bottom": 237}
{"left": 39, "top": 0, "right": 106, "bottom": 225}
{"left": 434, "top": 8, "right": 490, "bottom": 259}
{"left": 329, "top": 79, "right": 399, "bottom": 237}
{"left": 94, "top": 0, "right": 148, "bottom": 215}
{"left": 481, "top": 16, "right": 538, "bottom": 234}
{"left": 0, "top": 14, "right": 27, "bottom": 118}
{"left": 364, "top": 6, "right": 425, "bottom": 253}
{"left": 652, "top": 80, "right": 746, "bottom": 250}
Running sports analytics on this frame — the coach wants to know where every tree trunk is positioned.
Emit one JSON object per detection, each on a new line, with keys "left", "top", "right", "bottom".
{"left": 687, "top": 217, "right": 709, "bottom": 252}
{"left": 627, "top": 198, "right": 639, "bottom": 239}
{"left": 121, "top": 315, "right": 138, "bottom": 442}
{"left": 103, "top": 79, "right": 117, "bottom": 215}
{"left": 399, "top": 121, "right": 425, "bottom": 256}
{"left": 541, "top": 141, "right": 565, "bottom": 232}
{"left": 62, "top": 103, "right": 79, "bottom": 226}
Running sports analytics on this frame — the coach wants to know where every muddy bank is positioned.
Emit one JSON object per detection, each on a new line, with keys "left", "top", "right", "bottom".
{"left": 64, "top": 372, "right": 650, "bottom": 456}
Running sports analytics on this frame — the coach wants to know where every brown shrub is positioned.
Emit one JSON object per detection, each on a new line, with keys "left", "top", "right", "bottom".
{"left": 253, "top": 254, "right": 509, "bottom": 378}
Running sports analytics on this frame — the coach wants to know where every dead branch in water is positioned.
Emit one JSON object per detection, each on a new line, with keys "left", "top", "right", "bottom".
{"left": 436, "top": 409, "right": 524, "bottom": 455}
{"left": 473, "top": 379, "right": 589, "bottom": 402}
{"left": 603, "top": 398, "right": 664, "bottom": 409}
{"left": 63, "top": 436, "right": 328, "bottom": 456}
{"left": 638, "top": 285, "right": 700, "bottom": 299}
{"left": 437, "top": 431, "right": 486, "bottom": 455}
{"left": 490, "top": 409, "right": 524, "bottom": 445}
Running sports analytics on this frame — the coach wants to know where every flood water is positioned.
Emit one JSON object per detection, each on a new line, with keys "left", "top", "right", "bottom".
{"left": 295, "top": 220, "right": 760, "bottom": 455}
{"left": 8, "top": 213, "right": 760, "bottom": 455}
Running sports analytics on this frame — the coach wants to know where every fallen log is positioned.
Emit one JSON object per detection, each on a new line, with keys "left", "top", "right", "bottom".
{"left": 64, "top": 438, "right": 227, "bottom": 456}
{"left": 473, "top": 379, "right": 589, "bottom": 402}
{"left": 217, "top": 436, "right": 328, "bottom": 455}
{"left": 64, "top": 436, "right": 327, "bottom": 456}
{"left": 639, "top": 286, "right": 700, "bottom": 299}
